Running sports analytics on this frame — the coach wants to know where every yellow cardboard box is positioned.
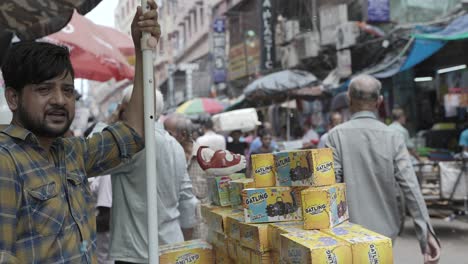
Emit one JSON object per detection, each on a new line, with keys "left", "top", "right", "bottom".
{"left": 268, "top": 221, "right": 318, "bottom": 252}
{"left": 251, "top": 250, "right": 272, "bottom": 264}
{"left": 200, "top": 204, "right": 223, "bottom": 220}
{"left": 206, "top": 230, "right": 217, "bottom": 246}
{"left": 274, "top": 148, "right": 335, "bottom": 187}
{"left": 214, "top": 247, "right": 234, "bottom": 264}
{"left": 301, "top": 183, "right": 349, "bottom": 230}
{"left": 159, "top": 239, "right": 213, "bottom": 264}
{"left": 242, "top": 187, "right": 304, "bottom": 223}
{"left": 321, "top": 223, "right": 393, "bottom": 264}
{"left": 271, "top": 251, "right": 280, "bottom": 264}
{"left": 225, "top": 214, "right": 244, "bottom": 241}
{"left": 229, "top": 178, "right": 256, "bottom": 209}
{"left": 280, "top": 232, "right": 352, "bottom": 264}
{"left": 227, "top": 238, "right": 238, "bottom": 260}
{"left": 236, "top": 245, "right": 251, "bottom": 264}
{"left": 209, "top": 174, "right": 246, "bottom": 206}
{"left": 215, "top": 232, "right": 228, "bottom": 254}
{"left": 239, "top": 222, "right": 270, "bottom": 252}
{"left": 251, "top": 153, "right": 276, "bottom": 187}
{"left": 207, "top": 209, "right": 243, "bottom": 234}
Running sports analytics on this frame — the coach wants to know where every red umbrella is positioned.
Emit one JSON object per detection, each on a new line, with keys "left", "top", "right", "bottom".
{"left": 43, "top": 11, "right": 134, "bottom": 82}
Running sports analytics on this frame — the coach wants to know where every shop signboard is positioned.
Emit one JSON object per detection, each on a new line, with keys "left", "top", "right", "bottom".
{"left": 228, "top": 40, "right": 260, "bottom": 81}
{"left": 320, "top": 4, "right": 348, "bottom": 46}
{"left": 212, "top": 18, "right": 227, "bottom": 83}
{"left": 366, "top": 0, "right": 390, "bottom": 22}
{"left": 259, "top": 0, "right": 276, "bottom": 71}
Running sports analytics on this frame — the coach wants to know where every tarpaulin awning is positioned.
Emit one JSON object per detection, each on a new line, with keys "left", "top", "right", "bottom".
{"left": 413, "top": 14, "right": 468, "bottom": 40}
{"left": 400, "top": 39, "right": 446, "bottom": 71}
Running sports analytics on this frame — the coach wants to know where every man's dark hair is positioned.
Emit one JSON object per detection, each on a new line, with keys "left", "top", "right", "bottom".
{"left": 204, "top": 118, "right": 214, "bottom": 130}
{"left": 392, "top": 108, "right": 405, "bottom": 121}
{"left": 1, "top": 41, "right": 75, "bottom": 92}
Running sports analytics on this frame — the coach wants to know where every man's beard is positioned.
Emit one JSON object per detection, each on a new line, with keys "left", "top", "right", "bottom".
{"left": 18, "top": 104, "right": 72, "bottom": 138}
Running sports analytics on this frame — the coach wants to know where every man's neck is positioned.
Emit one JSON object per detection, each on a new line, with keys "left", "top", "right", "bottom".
{"left": 36, "top": 136, "right": 56, "bottom": 151}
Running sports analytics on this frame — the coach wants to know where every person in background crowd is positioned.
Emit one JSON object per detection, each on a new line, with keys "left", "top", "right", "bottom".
{"left": 0, "top": 1, "right": 159, "bottom": 261}
{"left": 227, "top": 130, "right": 249, "bottom": 156}
{"left": 326, "top": 74, "right": 440, "bottom": 264}
{"left": 164, "top": 114, "right": 208, "bottom": 240}
{"left": 196, "top": 118, "right": 226, "bottom": 151}
{"left": 251, "top": 130, "right": 275, "bottom": 155}
{"left": 389, "top": 107, "right": 421, "bottom": 161}
{"left": 302, "top": 119, "right": 320, "bottom": 148}
{"left": 105, "top": 89, "right": 197, "bottom": 264}
{"left": 317, "top": 112, "right": 343, "bottom": 148}
{"left": 459, "top": 125, "right": 468, "bottom": 152}
{"left": 249, "top": 122, "right": 278, "bottom": 152}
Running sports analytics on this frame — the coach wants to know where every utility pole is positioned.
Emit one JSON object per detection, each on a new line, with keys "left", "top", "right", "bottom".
{"left": 179, "top": 63, "right": 199, "bottom": 100}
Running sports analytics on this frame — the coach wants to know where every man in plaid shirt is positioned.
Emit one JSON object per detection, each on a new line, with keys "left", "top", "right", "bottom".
{"left": 0, "top": 1, "right": 160, "bottom": 263}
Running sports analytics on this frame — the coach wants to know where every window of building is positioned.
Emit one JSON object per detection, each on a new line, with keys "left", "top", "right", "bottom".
{"left": 187, "top": 17, "right": 192, "bottom": 37}
{"left": 193, "top": 10, "right": 198, "bottom": 33}
{"left": 159, "top": 37, "right": 164, "bottom": 55}
{"left": 200, "top": 6, "right": 204, "bottom": 26}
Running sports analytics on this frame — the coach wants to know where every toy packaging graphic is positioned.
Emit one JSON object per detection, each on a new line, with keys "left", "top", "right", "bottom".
{"left": 242, "top": 187, "right": 305, "bottom": 223}
{"left": 206, "top": 208, "right": 243, "bottom": 234}
{"left": 321, "top": 223, "right": 394, "bottom": 264}
{"left": 229, "top": 178, "right": 255, "bottom": 209}
{"left": 280, "top": 232, "right": 352, "bottom": 264}
{"left": 239, "top": 222, "right": 270, "bottom": 252}
{"left": 237, "top": 244, "right": 252, "bottom": 263}
{"left": 251, "top": 153, "right": 276, "bottom": 187}
{"left": 301, "top": 183, "right": 349, "bottom": 229}
{"left": 159, "top": 239, "right": 213, "bottom": 264}
{"left": 225, "top": 214, "right": 244, "bottom": 241}
{"left": 209, "top": 173, "right": 245, "bottom": 206}
{"left": 275, "top": 149, "right": 336, "bottom": 187}
{"left": 268, "top": 221, "right": 318, "bottom": 252}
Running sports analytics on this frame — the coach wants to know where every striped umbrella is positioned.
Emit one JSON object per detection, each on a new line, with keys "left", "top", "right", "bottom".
{"left": 176, "top": 97, "right": 225, "bottom": 115}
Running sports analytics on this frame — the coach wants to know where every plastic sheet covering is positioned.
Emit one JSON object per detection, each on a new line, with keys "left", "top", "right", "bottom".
{"left": 439, "top": 161, "right": 468, "bottom": 200}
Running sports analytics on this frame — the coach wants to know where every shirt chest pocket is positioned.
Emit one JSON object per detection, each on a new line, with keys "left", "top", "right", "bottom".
{"left": 66, "top": 171, "right": 94, "bottom": 221}
{"left": 26, "top": 181, "right": 66, "bottom": 237}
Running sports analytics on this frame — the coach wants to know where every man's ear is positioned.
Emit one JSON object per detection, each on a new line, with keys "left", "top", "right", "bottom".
{"left": 377, "top": 95, "right": 384, "bottom": 108}
{"left": 4, "top": 87, "right": 19, "bottom": 112}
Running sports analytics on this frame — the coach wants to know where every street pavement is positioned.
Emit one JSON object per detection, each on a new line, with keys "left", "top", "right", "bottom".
{"left": 394, "top": 216, "right": 468, "bottom": 263}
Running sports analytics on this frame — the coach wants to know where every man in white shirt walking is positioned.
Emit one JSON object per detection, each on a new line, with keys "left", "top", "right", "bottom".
{"left": 196, "top": 118, "right": 226, "bottom": 151}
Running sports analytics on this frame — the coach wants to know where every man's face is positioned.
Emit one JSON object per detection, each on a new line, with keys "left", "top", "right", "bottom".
{"left": 261, "top": 134, "right": 272, "bottom": 148}
{"left": 11, "top": 71, "right": 75, "bottom": 138}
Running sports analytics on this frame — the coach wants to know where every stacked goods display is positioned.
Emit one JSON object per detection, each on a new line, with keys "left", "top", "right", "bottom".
{"left": 159, "top": 239, "right": 213, "bottom": 263}
{"left": 200, "top": 148, "right": 393, "bottom": 263}
{"left": 209, "top": 173, "right": 246, "bottom": 206}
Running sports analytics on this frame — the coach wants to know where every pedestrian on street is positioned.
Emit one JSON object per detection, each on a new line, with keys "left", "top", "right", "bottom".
{"left": 0, "top": 1, "right": 161, "bottom": 261}
{"left": 389, "top": 107, "right": 421, "bottom": 161}
{"left": 326, "top": 74, "right": 441, "bottom": 264}
{"left": 196, "top": 118, "right": 226, "bottom": 151}
{"left": 317, "top": 111, "right": 343, "bottom": 148}
{"left": 105, "top": 89, "right": 198, "bottom": 264}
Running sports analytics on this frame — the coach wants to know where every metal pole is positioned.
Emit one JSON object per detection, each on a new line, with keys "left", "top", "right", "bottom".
{"left": 141, "top": 1, "right": 158, "bottom": 263}
{"left": 287, "top": 96, "right": 291, "bottom": 141}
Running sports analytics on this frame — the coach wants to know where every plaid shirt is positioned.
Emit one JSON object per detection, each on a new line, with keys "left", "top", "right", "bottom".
{"left": 0, "top": 122, "right": 143, "bottom": 264}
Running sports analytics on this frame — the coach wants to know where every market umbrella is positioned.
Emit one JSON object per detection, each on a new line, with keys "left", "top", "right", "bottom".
{"left": 243, "top": 69, "right": 319, "bottom": 98}
{"left": 43, "top": 11, "right": 134, "bottom": 81}
{"left": 0, "top": 0, "right": 102, "bottom": 63}
{"left": 176, "top": 97, "right": 225, "bottom": 115}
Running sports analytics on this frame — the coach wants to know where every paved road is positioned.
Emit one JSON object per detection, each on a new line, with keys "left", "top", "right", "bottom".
{"left": 394, "top": 216, "right": 468, "bottom": 263}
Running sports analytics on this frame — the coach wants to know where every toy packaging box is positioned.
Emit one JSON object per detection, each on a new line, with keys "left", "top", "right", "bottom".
{"left": 214, "top": 248, "right": 234, "bottom": 264}
{"left": 159, "top": 239, "right": 213, "bottom": 264}
{"left": 301, "top": 183, "right": 349, "bottom": 230}
{"left": 239, "top": 222, "right": 270, "bottom": 252}
{"left": 250, "top": 250, "right": 272, "bottom": 264}
{"left": 200, "top": 204, "right": 222, "bottom": 219}
{"left": 267, "top": 221, "right": 318, "bottom": 252}
{"left": 227, "top": 238, "right": 238, "bottom": 260}
{"left": 237, "top": 244, "right": 251, "bottom": 264}
{"left": 209, "top": 174, "right": 245, "bottom": 206}
{"left": 274, "top": 149, "right": 336, "bottom": 187}
{"left": 225, "top": 214, "right": 244, "bottom": 241}
{"left": 207, "top": 208, "right": 243, "bottom": 234}
{"left": 242, "top": 187, "right": 304, "bottom": 223}
{"left": 251, "top": 153, "right": 276, "bottom": 187}
{"left": 321, "top": 223, "right": 393, "bottom": 264}
{"left": 229, "top": 178, "right": 255, "bottom": 209}
{"left": 280, "top": 232, "right": 352, "bottom": 264}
